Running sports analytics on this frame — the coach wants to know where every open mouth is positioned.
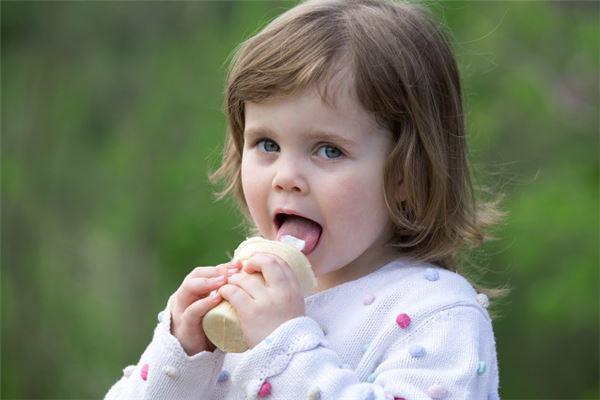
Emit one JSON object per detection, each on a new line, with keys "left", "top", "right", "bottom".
{"left": 274, "top": 213, "right": 322, "bottom": 255}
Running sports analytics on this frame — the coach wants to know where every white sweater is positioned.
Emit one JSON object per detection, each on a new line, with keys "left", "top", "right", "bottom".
{"left": 105, "top": 258, "right": 500, "bottom": 399}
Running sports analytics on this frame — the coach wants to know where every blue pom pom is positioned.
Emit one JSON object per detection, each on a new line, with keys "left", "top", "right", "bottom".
{"left": 488, "top": 392, "right": 500, "bottom": 400}
{"left": 477, "top": 361, "right": 487, "bottom": 375}
{"left": 424, "top": 268, "right": 439, "bottom": 281}
{"left": 217, "top": 370, "right": 230, "bottom": 382}
{"left": 409, "top": 344, "right": 426, "bottom": 358}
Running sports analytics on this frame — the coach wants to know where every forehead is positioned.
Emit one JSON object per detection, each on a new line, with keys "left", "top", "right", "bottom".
{"left": 244, "top": 68, "right": 387, "bottom": 140}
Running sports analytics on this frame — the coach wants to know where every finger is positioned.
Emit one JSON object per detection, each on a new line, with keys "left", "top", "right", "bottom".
{"left": 260, "top": 252, "right": 301, "bottom": 293}
{"left": 174, "top": 263, "right": 240, "bottom": 315}
{"left": 186, "top": 262, "right": 239, "bottom": 280}
{"left": 264, "top": 253, "right": 298, "bottom": 288}
{"left": 242, "top": 253, "right": 289, "bottom": 289}
{"left": 181, "top": 290, "right": 222, "bottom": 326}
{"left": 175, "top": 275, "right": 227, "bottom": 312}
{"left": 185, "top": 265, "right": 223, "bottom": 280}
{"left": 218, "top": 283, "right": 253, "bottom": 312}
{"left": 227, "top": 270, "right": 265, "bottom": 299}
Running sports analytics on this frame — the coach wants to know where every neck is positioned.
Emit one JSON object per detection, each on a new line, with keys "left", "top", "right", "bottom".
{"left": 314, "top": 237, "right": 402, "bottom": 294}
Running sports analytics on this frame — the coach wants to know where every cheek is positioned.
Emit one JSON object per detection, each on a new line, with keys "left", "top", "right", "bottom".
{"left": 241, "top": 158, "right": 252, "bottom": 198}
{"left": 336, "top": 175, "right": 365, "bottom": 204}
{"left": 329, "top": 173, "right": 388, "bottom": 225}
{"left": 241, "top": 158, "right": 260, "bottom": 210}
{"left": 241, "top": 156, "right": 271, "bottom": 229}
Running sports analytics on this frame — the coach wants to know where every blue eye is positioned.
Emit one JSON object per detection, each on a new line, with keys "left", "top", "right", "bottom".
{"left": 257, "top": 139, "right": 279, "bottom": 153}
{"left": 317, "top": 145, "right": 343, "bottom": 159}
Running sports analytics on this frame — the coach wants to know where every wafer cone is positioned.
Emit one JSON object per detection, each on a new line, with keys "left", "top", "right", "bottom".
{"left": 202, "top": 236, "right": 317, "bottom": 353}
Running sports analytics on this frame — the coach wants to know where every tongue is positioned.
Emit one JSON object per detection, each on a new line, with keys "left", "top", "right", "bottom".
{"left": 276, "top": 215, "right": 322, "bottom": 255}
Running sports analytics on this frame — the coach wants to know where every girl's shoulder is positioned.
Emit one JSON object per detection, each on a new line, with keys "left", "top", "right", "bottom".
{"left": 305, "top": 258, "right": 495, "bottom": 359}
{"left": 370, "top": 259, "right": 490, "bottom": 321}
{"left": 306, "top": 258, "right": 490, "bottom": 326}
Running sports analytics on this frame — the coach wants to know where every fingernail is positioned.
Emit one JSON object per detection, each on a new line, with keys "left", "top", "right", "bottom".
{"left": 210, "top": 290, "right": 220, "bottom": 300}
{"left": 212, "top": 275, "right": 226, "bottom": 282}
{"left": 227, "top": 268, "right": 238, "bottom": 276}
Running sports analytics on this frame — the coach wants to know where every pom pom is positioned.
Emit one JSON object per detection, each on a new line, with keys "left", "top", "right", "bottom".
{"left": 258, "top": 380, "right": 272, "bottom": 398}
{"left": 477, "top": 293, "right": 490, "bottom": 308}
{"left": 424, "top": 268, "right": 439, "bottom": 281}
{"left": 477, "top": 361, "right": 487, "bottom": 375}
{"left": 162, "top": 365, "right": 178, "bottom": 378}
{"left": 427, "top": 384, "right": 447, "bottom": 399}
{"left": 140, "top": 363, "right": 149, "bottom": 381}
{"left": 307, "top": 386, "right": 322, "bottom": 400}
{"left": 367, "top": 372, "right": 377, "bottom": 383}
{"left": 217, "top": 370, "right": 230, "bottom": 382}
{"left": 122, "top": 365, "right": 135, "bottom": 378}
{"left": 396, "top": 313, "right": 411, "bottom": 329}
{"left": 409, "top": 344, "right": 426, "bottom": 358}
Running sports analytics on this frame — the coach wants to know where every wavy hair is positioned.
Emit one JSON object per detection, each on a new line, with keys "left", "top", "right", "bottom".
{"left": 210, "top": 0, "right": 509, "bottom": 312}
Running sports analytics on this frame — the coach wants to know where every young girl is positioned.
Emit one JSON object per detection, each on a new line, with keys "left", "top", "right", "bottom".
{"left": 106, "top": 0, "right": 506, "bottom": 398}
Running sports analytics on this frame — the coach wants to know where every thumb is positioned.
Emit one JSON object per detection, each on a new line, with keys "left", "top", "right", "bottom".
{"left": 241, "top": 259, "right": 260, "bottom": 274}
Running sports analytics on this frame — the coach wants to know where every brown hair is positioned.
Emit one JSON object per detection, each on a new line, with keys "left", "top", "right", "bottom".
{"left": 209, "top": 0, "right": 509, "bottom": 311}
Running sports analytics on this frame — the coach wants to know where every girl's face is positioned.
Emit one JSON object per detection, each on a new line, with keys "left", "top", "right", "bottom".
{"left": 240, "top": 80, "right": 401, "bottom": 292}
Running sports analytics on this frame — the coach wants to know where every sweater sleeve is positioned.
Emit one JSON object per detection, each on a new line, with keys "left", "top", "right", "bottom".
{"left": 230, "top": 305, "right": 499, "bottom": 400}
{"left": 104, "top": 298, "right": 226, "bottom": 400}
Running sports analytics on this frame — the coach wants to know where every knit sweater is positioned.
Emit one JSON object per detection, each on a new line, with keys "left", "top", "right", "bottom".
{"left": 105, "top": 258, "right": 500, "bottom": 400}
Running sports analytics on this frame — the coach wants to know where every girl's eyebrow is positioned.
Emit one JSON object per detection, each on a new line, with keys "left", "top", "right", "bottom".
{"left": 244, "top": 126, "right": 359, "bottom": 148}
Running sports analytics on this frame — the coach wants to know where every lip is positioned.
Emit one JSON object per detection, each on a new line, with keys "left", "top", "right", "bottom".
{"left": 273, "top": 208, "right": 322, "bottom": 230}
{"left": 273, "top": 207, "right": 323, "bottom": 255}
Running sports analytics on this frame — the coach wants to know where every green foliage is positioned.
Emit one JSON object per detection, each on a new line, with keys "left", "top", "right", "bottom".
{"left": 2, "top": 1, "right": 598, "bottom": 398}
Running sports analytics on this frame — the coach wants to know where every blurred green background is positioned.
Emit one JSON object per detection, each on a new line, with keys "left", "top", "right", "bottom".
{"left": 2, "top": 1, "right": 598, "bottom": 399}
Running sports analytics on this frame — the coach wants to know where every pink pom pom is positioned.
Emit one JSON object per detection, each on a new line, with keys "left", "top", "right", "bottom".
{"left": 395, "top": 313, "right": 411, "bottom": 329}
{"left": 363, "top": 293, "right": 375, "bottom": 305}
{"left": 427, "top": 384, "right": 448, "bottom": 399}
{"left": 258, "top": 380, "right": 272, "bottom": 398}
{"left": 140, "top": 363, "right": 149, "bottom": 381}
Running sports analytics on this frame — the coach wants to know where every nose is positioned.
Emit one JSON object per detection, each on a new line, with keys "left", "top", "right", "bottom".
{"left": 272, "top": 159, "right": 309, "bottom": 194}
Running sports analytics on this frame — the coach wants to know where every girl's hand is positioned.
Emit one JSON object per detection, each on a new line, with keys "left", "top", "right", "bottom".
{"left": 217, "top": 252, "right": 306, "bottom": 349}
{"left": 170, "top": 261, "right": 241, "bottom": 356}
